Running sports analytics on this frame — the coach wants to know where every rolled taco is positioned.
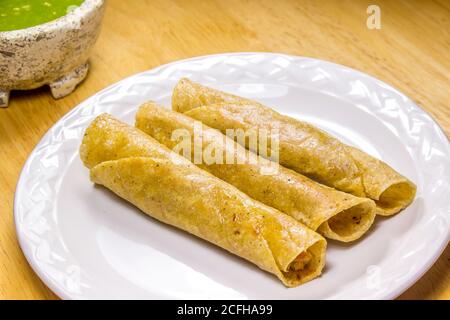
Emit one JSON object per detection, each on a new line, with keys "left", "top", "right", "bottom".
{"left": 80, "top": 114, "right": 326, "bottom": 287}
{"left": 172, "top": 78, "right": 417, "bottom": 216}
{"left": 136, "top": 102, "right": 376, "bottom": 242}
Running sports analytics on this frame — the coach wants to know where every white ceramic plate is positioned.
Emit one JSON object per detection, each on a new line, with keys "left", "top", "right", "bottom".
{"left": 15, "top": 53, "right": 450, "bottom": 300}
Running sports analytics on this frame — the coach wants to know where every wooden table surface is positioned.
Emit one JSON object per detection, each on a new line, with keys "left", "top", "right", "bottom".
{"left": 0, "top": 0, "right": 448, "bottom": 300}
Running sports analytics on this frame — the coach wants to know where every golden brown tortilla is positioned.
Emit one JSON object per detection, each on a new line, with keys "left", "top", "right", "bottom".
{"left": 172, "top": 78, "right": 417, "bottom": 216}
{"left": 136, "top": 102, "right": 376, "bottom": 242}
{"left": 80, "top": 114, "right": 326, "bottom": 287}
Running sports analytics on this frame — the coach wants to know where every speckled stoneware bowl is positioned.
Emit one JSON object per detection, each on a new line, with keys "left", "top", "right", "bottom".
{"left": 0, "top": 0, "right": 106, "bottom": 107}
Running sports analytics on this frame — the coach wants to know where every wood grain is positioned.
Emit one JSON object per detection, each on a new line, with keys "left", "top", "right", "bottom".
{"left": 0, "top": 0, "right": 448, "bottom": 300}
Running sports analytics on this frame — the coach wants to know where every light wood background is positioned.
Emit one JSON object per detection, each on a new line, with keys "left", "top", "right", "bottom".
{"left": 0, "top": 0, "right": 448, "bottom": 300}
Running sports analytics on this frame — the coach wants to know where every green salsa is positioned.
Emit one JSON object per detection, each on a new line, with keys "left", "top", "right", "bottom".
{"left": 0, "top": 0, "right": 85, "bottom": 32}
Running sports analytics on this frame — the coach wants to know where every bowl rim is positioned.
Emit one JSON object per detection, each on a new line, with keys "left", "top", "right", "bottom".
{"left": 0, "top": 0, "right": 105, "bottom": 38}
